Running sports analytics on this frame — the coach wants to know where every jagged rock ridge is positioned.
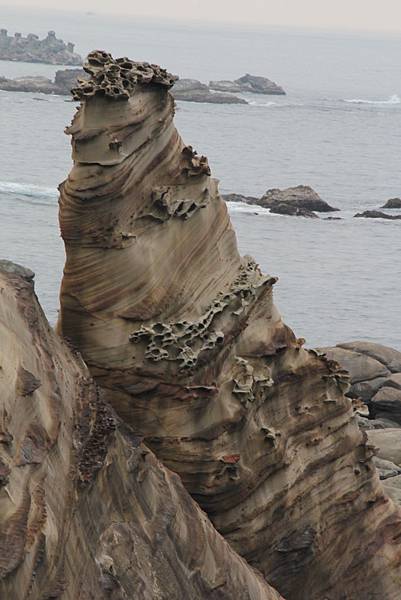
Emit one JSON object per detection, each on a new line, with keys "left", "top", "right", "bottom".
{"left": 58, "top": 51, "right": 401, "bottom": 600}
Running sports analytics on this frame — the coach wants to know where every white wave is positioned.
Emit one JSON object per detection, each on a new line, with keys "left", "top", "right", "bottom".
{"left": 248, "top": 100, "right": 277, "bottom": 107}
{"left": 343, "top": 94, "right": 401, "bottom": 105}
{"left": 0, "top": 181, "right": 58, "bottom": 200}
{"left": 226, "top": 201, "right": 272, "bottom": 216}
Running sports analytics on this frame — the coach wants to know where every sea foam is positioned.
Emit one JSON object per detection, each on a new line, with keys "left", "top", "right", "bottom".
{"left": 343, "top": 94, "right": 400, "bottom": 105}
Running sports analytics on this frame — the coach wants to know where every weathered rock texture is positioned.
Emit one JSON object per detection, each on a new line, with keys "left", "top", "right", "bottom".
{"left": 0, "top": 261, "right": 283, "bottom": 599}
{"left": 0, "top": 29, "right": 82, "bottom": 65}
{"left": 172, "top": 78, "right": 247, "bottom": 104}
{"left": 320, "top": 342, "right": 401, "bottom": 425}
{"left": 58, "top": 51, "right": 401, "bottom": 600}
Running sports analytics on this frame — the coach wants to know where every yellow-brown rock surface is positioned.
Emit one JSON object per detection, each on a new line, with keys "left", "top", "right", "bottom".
{"left": 0, "top": 261, "right": 283, "bottom": 599}
{"left": 58, "top": 51, "right": 401, "bottom": 599}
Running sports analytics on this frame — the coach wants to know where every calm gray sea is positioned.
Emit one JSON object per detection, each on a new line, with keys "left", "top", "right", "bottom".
{"left": 1, "top": 7, "right": 400, "bottom": 348}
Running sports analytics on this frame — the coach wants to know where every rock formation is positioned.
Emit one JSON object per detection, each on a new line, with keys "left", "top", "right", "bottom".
{"left": 381, "top": 198, "right": 401, "bottom": 209}
{"left": 0, "top": 68, "right": 248, "bottom": 104}
{"left": 354, "top": 210, "right": 401, "bottom": 220}
{"left": 222, "top": 186, "right": 338, "bottom": 217}
{"left": 319, "top": 342, "right": 401, "bottom": 426}
{"left": 57, "top": 51, "right": 401, "bottom": 600}
{"left": 172, "top": 78, "right": 247, "bottom": 104}
{"left": 210, "top": 74, "right": 286, "bottom": 95}
{"left": 0, "top": 259, "right": 283, "bottom": 599}
{"left": 0, "top": 29, "right": 82, "bottom": 65}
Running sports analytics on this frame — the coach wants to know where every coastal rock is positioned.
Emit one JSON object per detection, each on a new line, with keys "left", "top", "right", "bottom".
{"left": 0, "top": 29, "right": 82, "bottom": 65}
{"left": 222, "top": 193, "right": 259, "bottom": 204}
{"left": 269, "top": 202, "right": 319, "bottom": 218}
{"left": 354, "top": 210, "right": 401, "bottom": 219}
{"left": 210, "top": 73, "right": 286, "bottom": 95}
{"left": 172, "top": 78, "right": 247, "bottom": 104}
{"left": 58, "top": 51, "right": 401, "bottom": 600}
{"left": 260, "top": 185, "right": 339, "bottom": 212}
{"left": 0, "top": 262, "right": 282, "bottom": 600}
{"left": 0, "top": 75, "right": 55, "bottom": 94}
{"left": 381, "top": 198, "right": 401, "bottom": 209}
{"left": 320, "top": 341, "right": 401, "bottom": 425}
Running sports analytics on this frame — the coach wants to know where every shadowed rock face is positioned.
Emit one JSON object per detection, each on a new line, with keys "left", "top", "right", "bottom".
{"left": 0, "top": 263, "right": 282, "bottom": 600}
{"left": 58, "top": 51, "right": 401, "bottom": 600}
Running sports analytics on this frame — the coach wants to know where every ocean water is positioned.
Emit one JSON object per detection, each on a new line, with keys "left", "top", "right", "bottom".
{"left": 0, "top": 7, "right": 400, "bottom": 348}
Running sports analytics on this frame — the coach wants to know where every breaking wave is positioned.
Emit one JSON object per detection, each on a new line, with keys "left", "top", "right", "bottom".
{"left": 343, "top": 94, "right": 401, "bottom": 105}
{"left": 0, "top": 181, "right": 58, "bottom": 203}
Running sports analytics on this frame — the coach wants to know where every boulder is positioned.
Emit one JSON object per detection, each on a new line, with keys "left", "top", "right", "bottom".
{"left": 366, "top": 428, "right": 401, "bottom": 466}
{"left": 210, "top": 73, "right": 286, "bottom": 95}
{"left": 259, "top": 185, "right": 339, "bottom": 212}
{"left": 373, "top": 456, "right": 401, "bottom": 479}
{"left": 381, "top": 198, "right": 401, "bottom": 209}
{"left": 354, "top": 210, "right": 401, "bottom": 219}
{"left": 370, "top": 387, "right": 401, "bottom": 424}
{"left": 338, "top": 341, "right": 401, "bottom": 373}
{"left": 317, "top": 347, "right": 390, "bottom": 384}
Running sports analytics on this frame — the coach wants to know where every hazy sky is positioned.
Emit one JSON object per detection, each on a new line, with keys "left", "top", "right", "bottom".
{"left": 4, "top": 0, "right": 401, "bottom": 32}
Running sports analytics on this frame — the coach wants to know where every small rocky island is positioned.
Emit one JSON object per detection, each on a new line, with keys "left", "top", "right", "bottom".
{"left": 210, "top": 73, "right": 286, "bottom": 95}
{"left": 0, "top": 29, "right": 82, "bottom": 65}
{"left": 223, "top": 185, "right": 339, "bottom": 217}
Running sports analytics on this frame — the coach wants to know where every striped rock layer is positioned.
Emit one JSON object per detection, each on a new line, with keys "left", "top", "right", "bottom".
{"left": 0, "top": 261, "right": 282, "bottom": 600}
{"left": 58, "top": 51, "right": 401, "bottom": 599}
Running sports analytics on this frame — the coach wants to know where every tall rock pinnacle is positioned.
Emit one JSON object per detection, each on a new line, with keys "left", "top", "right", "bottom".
{"left": 58, "top": 51, "right": 401, "bottom": 599}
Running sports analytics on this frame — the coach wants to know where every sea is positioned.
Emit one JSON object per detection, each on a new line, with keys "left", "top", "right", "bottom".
{"left": 1, "top": 6, "right": 400, "bottom": 349}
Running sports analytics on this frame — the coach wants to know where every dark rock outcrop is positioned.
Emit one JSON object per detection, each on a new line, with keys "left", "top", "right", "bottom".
{"left": 223, "top": 186, "right": 337, "bottom": 217}
{"left": 381, "top": 198, "right": 401, "bottom": 209}
{"left": 260, "top": 185, "right": 339, "bottom": 212}
{"left": 57, "top": 51, "right": 401, "bottom": 600}
{"left": 0, "top": 29, "right": 82, "bottom": 65}
{"left": 269, "top": 202, "right": 319, "bottom": 218}
{"left": 210, "top": 73, "right": 286, "bottom": 95}
{"left": 354, "top": 210, "right": 401, "bottom": 220}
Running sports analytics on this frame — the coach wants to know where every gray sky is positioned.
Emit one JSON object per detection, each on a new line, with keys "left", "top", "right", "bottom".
{"left": 5, "top": 0, "right": 401, "bottom": 32}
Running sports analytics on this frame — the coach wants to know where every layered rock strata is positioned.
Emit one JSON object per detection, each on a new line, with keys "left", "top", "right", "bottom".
{"left": 58, "top": 51, "right": 401, "bottom": 600}
{"left": 0, "top": 260, "right": 283, "bottom": 600}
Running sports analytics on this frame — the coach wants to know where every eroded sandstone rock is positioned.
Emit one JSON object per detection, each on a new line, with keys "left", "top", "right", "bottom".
{"left": 0, "top": 262, "right": 283, "bottom": 600}
{"left": 57, "top": 51, "right": 401, "bottom": 600}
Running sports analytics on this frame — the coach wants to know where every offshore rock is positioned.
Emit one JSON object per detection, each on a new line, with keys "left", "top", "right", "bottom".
{"left": 260, "top": 185, "right": 339, "bottom": 212}
{"left": 354, "top": 210, "right": 401, "bottom": 219}
{"left": 172, "top": 78, "right": 247, "bottom": 104}
{"left": 210, "top": 74, "right": 286, "bottom": 95}
{"left": 0, "top": 262, "right": 282, "bottom": 600}
{"left": 0, "top": 29, "right": 82, "bottom": 65}
{"left": 381, "top": 198, "right": 401, "bottom": 209}
{"left": 0, "top": 69, "right": 86, "bottom": 95}
{"left": 269, "top": 202, "right": 319, "bottom": 218}
{"left": 58, "top": 51, "right": 401, "bottom": 600}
